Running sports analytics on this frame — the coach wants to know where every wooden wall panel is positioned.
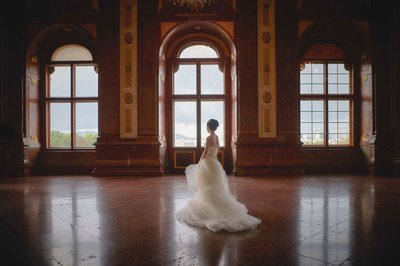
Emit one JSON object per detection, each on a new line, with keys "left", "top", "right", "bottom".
{"left": 93, "top": 0, "right": 162, "bottom": 177}
{"left": 234, "top": 0, "right": 303, "bottom": 176}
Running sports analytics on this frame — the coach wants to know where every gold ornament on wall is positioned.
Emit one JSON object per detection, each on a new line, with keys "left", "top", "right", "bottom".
{"left": 31, "top": 56, "right": 39, "bottom": 64}
{"left": 170, "top": 0, "right": 219, "bottom": 12}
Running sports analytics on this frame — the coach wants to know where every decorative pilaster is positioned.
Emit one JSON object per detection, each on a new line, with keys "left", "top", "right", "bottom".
{"left": 93, "top": 0, "right": 161, "bottom": 177}
{"left": 234, "top": 0, "right": 303, "bottom": 176}
{"left": 120, "top": 0, "right": 138, "bottom": 138}
{"left": 258, "top": 0, "right": 276, "bottom": 138}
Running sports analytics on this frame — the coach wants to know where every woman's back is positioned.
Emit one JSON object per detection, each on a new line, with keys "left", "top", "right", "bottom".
{"left": 204, "top": 134, "right": 219, "bottom": 159}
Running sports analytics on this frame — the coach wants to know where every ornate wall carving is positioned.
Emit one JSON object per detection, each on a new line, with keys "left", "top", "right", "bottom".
{"left": 120, "top": 0, "right": 138, "bottom": 138}
{"left": 258, "top": 0, "right": 276, "bottom": 138}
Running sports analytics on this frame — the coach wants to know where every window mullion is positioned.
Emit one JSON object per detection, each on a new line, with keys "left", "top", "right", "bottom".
{"left": 197, "top": 61, "right": 201, "bottom": 148}
{"left": 324, "top": 63, "right": 328, "bottom": 147}
{"left": 71, "top": 64, "right": 75, "bottom": 149}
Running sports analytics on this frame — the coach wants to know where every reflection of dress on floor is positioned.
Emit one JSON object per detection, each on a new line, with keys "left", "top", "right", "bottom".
{"left": 176, "top": 146, "right": 262, "bottom": 232}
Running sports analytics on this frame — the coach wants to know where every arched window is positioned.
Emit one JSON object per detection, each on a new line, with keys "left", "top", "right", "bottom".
{"left": 300, "top": 44, "right": 353, "bottom": 146}
{"left": 173, "top": 43, "right": 225, "bottom": 148}
{"left": 46, "top": 44, "right": 98, "bottom": 149}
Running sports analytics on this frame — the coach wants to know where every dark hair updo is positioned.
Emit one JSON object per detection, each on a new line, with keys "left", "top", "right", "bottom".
{"left": 207, "top": 119, "right": 219, "bottom": 131}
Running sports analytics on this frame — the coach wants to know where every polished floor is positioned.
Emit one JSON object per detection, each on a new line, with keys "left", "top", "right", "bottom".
{"left": 0, "top": 174, "right": 399, "bottom": 266}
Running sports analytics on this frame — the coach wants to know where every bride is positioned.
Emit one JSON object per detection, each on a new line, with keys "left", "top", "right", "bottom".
{"left": 176, "top": 119, "right": 262, "bottom": 232}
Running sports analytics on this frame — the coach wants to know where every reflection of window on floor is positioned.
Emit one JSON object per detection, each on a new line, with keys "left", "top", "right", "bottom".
{"left": 173, "top": 44, "right": 225, "bottom": 148}
{"left": 297, "top": 183, "right": 351, "bottom": 263}
{"left": 46, "top": 44, "right": 98, "bottom": 149}
{"left": 50, "top": 191, "right": 100, "bottom": 263}
{"left": 300, "top": 62, "right": 353, "bottom": 147}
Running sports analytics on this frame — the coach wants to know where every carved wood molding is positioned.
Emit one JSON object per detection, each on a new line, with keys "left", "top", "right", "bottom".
{"left": 258, "top": 0, "right": 276, "bottom": 138}
{"left": 120, "top": 0, "right": 138, "bottom": 138}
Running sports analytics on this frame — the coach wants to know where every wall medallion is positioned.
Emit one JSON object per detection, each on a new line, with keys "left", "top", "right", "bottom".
{"left": 262, "top": 32, "right": 271, "bottom": 43}
{"left": 263, "top": 91, "right": 272, "bottom": 103}
{"left": 124, "top": 92, "right": 133, "bottom": 104}
{"left": 124, "top": 32, "right": 133, "bottom": 44}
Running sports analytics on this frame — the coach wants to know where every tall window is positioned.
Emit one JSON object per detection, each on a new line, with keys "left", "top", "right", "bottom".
{"left": 46, "top": 44, "right": 98, "bottom": 149}
{"left": 173, "top": 44, "right": 225, "bottom": 147}
{"left": 300, "top": 62, "right": 353, "bottom": 146}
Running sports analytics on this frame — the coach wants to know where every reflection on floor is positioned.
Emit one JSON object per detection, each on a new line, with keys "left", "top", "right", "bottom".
{"left": 0, "top": 174, "right": 399, "bottom": 265}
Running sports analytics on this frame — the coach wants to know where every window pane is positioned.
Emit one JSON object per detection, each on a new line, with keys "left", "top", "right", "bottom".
{"left": 49, "top": 66, "right": 70, "bottom": 97}
{"left": 300, "top": 74, "right": 311, "bottom": 84}
{"left": 301, "top": 112, "right": 311, "bottom": 122}
{"left": 301, "top": 133, "right": 312, "bottom": 145}
{"left": 329, "top": 133, "right": 338, "bottom": 145}
{"left": 338, "top": 134, "right": 350, "bottom": 145}
{"left": 329, "top": 100, "right": 338, "bottom": 111}
{"left": 312, "top": 112, "right": 324, "bottom": 122}
{"left": 312, "top": 83, "right": 323, "bottom": 94}
{"left": 312, "top": 74, "right": 323, "bottom": 84}
{"left": 338, "top": 123, "right": 349, "bottom": 133}
{"left": 300, "top": 63, "right": 324, "bottom": 95}
{"left": 76, "top": 102, "right": 98, "bottom": 148}
{"left": 179, "top": 44, "right": 218, "bottom": 58}
{"left": 328, "top": 123, "right": 338, "bottom": 133}
{"left": 337, "top": 64, "right": 348, "bottom": 73}
{"left": 328, "top": 112, "right": 338, "bottom": 122}
{"left": 313, "top": 134, "right": 324, "bottom": 145}
{"left": 338, "top": 112, "right": 350, "bottom": 122}
{"left": 338, "top": 84, "right": 350, "bottom": 94}
{"left": 328, "top": 84, "right": 338, "bottom": 94}
{"left": 201, "top": 101, "right": 225, "bottom": 147}
{"left": 328, "top": 74, "right": 337, "bottom": 84}
{"left": 338, "top": 74, "right": 349, "bottom": 84}
{"left": 328, "top": 100, "right": 351, "bottom": 146}
{"left": 301, "top": 63, "right": 312, "bottom": 74}
{"left": 300, "top": 100, "right": 325, "bottom": 146}
{"left": 338, "top": 100, "right": 350, "bottom": 111}
{"left": 174, "top": 101, "right": 196, "bottom": 147}
{"left": 301, "top": 123, "right": 312, "bottom": 133}
{"left": 301, "top": 101, "right": 312, "bottom": 111}
{"left": 201, "top": 65, "right": 224, "bottom": 95}
{"left": 328, "top": 64, "right": 338, "bottom": 73}
{"left": 313, "top": 123, "right": 324, "bottom": 133}
{"left": 51, "top": 44, "right": 93, "bottom": 61}
{"left": 49, "top": 103, "right": 71, "bottom": 148}
{"left": 312, "top": 63, "right": 324, "bottom": 74}
{"left": 312, "top": 101, "right": 324, "bottom": 111}
{"left": 300, "top": 83, "right": 311, "bottom": 94}
{"left": 174, "top": 65, "right": 196, "bottom": 95}
{"left": 76, "top": 66, "right": 98, "bottom": 97}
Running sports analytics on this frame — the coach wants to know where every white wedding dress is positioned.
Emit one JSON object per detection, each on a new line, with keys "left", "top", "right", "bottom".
{"left": 176, "top": 145, "right": 262, "bottom": 232}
